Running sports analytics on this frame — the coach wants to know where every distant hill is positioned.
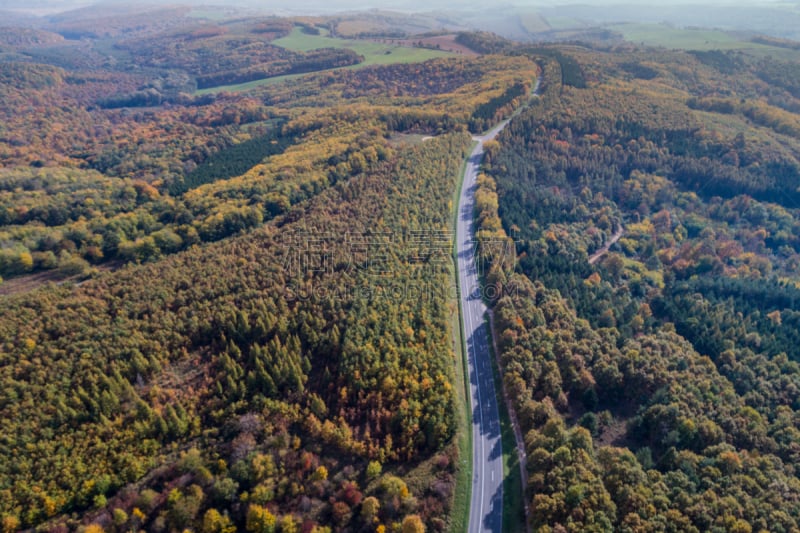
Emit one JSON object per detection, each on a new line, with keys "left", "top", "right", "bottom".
{"left": 0, "top": 27, "right": 64, "bottom": 47}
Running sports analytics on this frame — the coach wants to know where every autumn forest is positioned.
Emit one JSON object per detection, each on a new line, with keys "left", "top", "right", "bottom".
{"left": 4, "top": 3, "right": 800, "bottom": 533}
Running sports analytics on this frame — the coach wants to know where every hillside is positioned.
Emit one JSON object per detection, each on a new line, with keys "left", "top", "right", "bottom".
{"left": 5, "top": 4, "right": 800, "bottom": 533}
{"left": 0, "top": 11, "right": 538, "bottom": 532}
{"left": 477, "top": 41, "right": 800, "bottom": 532}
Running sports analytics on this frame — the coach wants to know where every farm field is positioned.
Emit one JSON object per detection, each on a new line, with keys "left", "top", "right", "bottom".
{"left": 196, "top": 26, "right": 456, "bottom": 93}
{"left": 273, "top": 26, "right": 454, "bottom": 62}
{"left": 609, "top": 22, "right": 771, "bottom": 50}
{"left": 543, "top": 16, "right": 587, "bottom": 30}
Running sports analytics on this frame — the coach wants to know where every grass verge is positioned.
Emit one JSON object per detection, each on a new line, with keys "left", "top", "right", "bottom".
{"left": 448, "top": 143, "right": 476, "bottom": 533}
{"left": 449, "top": 295, "right": 471, "bottom": 533}
{"left": 484, "top": 316, "right": 525, "bottom": 533}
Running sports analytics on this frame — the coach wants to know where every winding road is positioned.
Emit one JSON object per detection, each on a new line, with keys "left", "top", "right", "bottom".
{"left": 457, "top": 119, "right": 511, "bottom": 533}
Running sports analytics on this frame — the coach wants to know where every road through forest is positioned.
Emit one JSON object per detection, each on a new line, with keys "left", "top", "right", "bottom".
{"left": 458, "top": 119, "right": 510, "bottom": 533}
{"left": 457, "top": 77, "right": 540, "bottom": 533}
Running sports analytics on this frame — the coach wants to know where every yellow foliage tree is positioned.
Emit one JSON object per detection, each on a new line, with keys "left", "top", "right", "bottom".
{"left": 246, "top": 504, "right": 276, "bottom": 533}
{"left": 401, "top": 515, "right": 425, "bottom": 533}
{"left": 1, "top": 515, "right": 20, "bottom": 533}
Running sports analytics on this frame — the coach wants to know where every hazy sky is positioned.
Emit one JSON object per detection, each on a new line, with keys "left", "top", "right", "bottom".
{"left": 4, "top": 0, "right": 795, "bottom": 9}
{"left": 4, "top": 0, "right": 800, "bottom": 33}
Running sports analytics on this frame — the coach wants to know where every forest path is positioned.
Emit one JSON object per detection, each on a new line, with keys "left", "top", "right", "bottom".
{"left": 588, "top": 226, "right": 625, "bottom": 265}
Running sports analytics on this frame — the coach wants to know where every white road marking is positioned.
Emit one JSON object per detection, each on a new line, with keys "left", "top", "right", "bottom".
{"left": 458, "top": 109, "right": 536, "bottom": 532}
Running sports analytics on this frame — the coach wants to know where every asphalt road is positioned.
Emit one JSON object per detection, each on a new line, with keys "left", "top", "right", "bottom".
{"left": 457, "top": 119, "right": 512, "bottom": 533}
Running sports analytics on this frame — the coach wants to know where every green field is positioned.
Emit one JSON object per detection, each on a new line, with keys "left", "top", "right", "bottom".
{"left": 604, "top": 23, "right": 800, "bottom": 62}
{"left": 610, "top": 23, "right": 771, "bottom": 51}
{"left": 195, "top": 70, "right": 326, "bottom": 94}
{"left": 519, "top": 12, "right": 551, "bottom": 34}
{"left": 274, "top": 26, "right": 453, "bottom": 64}
{"left": 544, "top": 16, "right": 587, "bottom": 31}
{"left": 197, "top": 27, "right": 454, "bottom": 94}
